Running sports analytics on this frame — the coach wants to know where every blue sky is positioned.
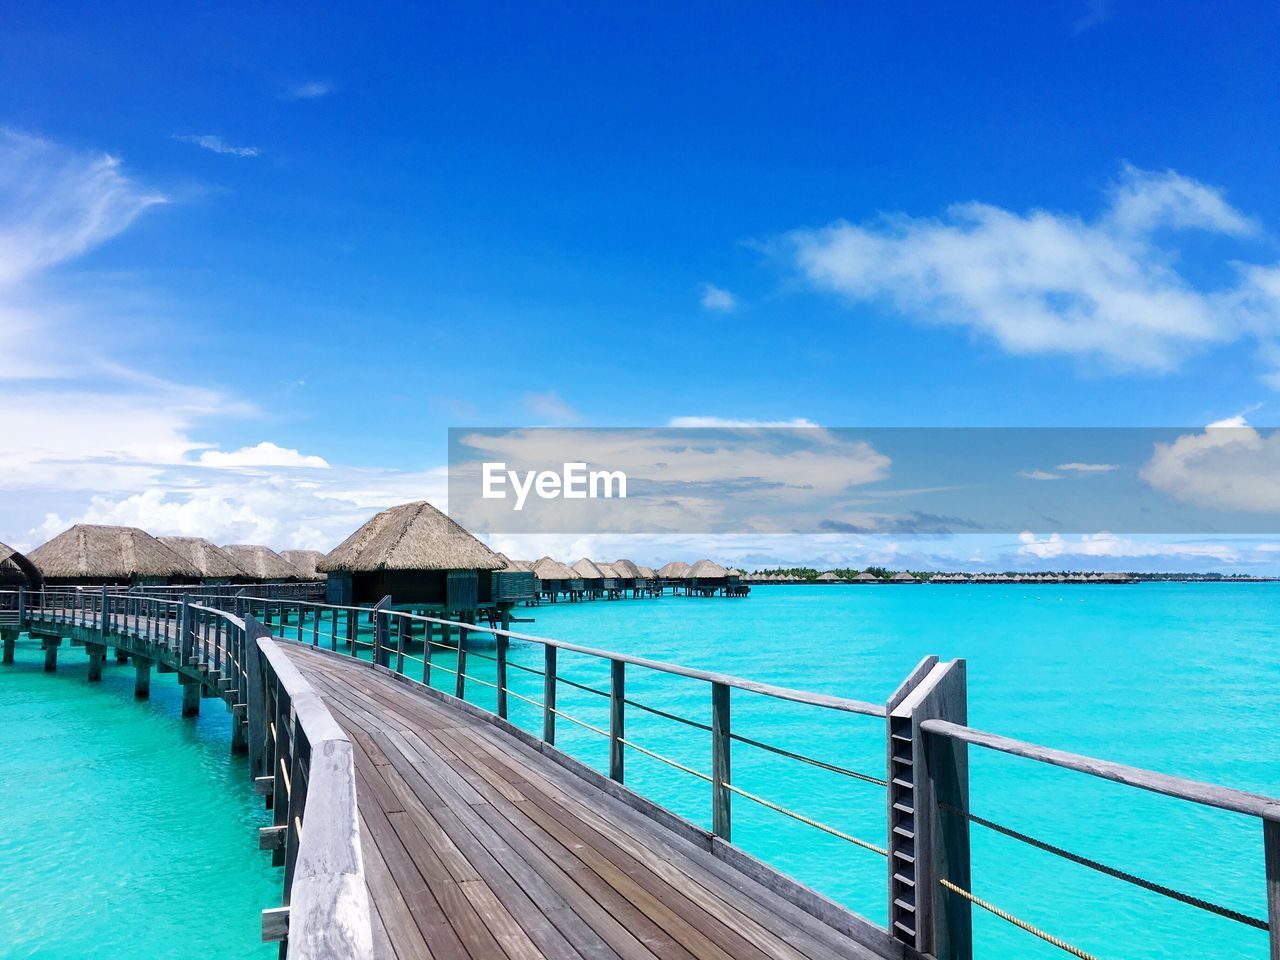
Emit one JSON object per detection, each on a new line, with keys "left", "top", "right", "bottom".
{"left": 3, "top": 1, "right": 1280, "bottom": 569}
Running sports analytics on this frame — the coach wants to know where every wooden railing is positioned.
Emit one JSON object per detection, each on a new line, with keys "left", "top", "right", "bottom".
{"left": 0, "top": 587, "right": 373, "bottom": 960}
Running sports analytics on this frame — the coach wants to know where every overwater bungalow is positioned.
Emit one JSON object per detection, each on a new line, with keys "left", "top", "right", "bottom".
{"left": 317, "top": 501, "right": 504, "bottom": 619}
{"left": 571, "top": 558, "right": 606, "bottom": 599}
{"left": 595, "top": 562, "right": 625, "bottom": 599}
{"left": 0, "top": 541, "right": 43, "bottom": 589}
{"left": 853, "top": 572, "right": 880, "bottom": 583}
{"left": 816, "top": 571, "right": 843, "bottom": 583}
{"left": 29, "top": 523, "right": 199, "bottom": 587}
{"left": 612, "top": 559, "right": 656, "bottom": 597}
{"left": 890, "top": 571, "right": 920, "bottom": 584}
{"left": 532, "top": 557, "right": 581, "bottom": 602}
{"left": 281, "top": 549, "right": 328, "bottom": 581}
{"left": 687, "top": 559, "right": 728, "bottom": 596}
{"left": 222, "top": 543, "right": 304, "bottom": 582}
{"left": 159, "top": 536, "right": 252, "bottom": 584}
{"left": 657, "top": 560, "right": 691, "bottom": 594}
{"left": 490, "top": 554, "right": 537, "bottom": 607}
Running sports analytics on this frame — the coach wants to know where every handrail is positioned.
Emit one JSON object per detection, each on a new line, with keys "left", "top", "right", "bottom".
{"left": 920, "top": 718, "right": 1280, "bottom": 821}
{"left": 255, "top": 634, "right": 374, "bottom": 960}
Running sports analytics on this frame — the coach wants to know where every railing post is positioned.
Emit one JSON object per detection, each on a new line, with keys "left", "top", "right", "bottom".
{"left": 454, "top": 624, "right": 468, "bottom": 700}
{"left": 16, "top": 586, "right": 25, "bottom": 632}
{"left": 372, "top": 599, "right": 390, "bottom": 668}
{"left": 1265, "top": 817, "right": 1280, "bottom": 960}
{"left": 495, "top": 633, "right": 509, "bottom": 719}
{"left": 711, "top": 681, "right": 731, "bottom": 840}
{"left": 99, "top": 586, "right": 108, "bottom": 636}
{"left": 887, "top": 659, "right": 970, "bottom": 960}
{"left": 609, "top": 659, "right": 625, "bottom": 783}
{"left": 180, "top": 595, "right": 194, "bottom": 665}
{"left": 244, "top": 614, "right": 270, "bottom": 780}
{"left": 542, "top": 644, "right": 557, "bottom": 745}
{"left": 394, "top": 616, "right": 406, "bottom": 673}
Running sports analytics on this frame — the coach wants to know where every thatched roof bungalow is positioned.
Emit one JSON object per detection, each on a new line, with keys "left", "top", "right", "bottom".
{"left": 280, "top": 549, "right": 328, "bottom": 582}
{"left": 853, "top": 572, "right": 880, "bottom": 583}
{"left": 816, "top": 572, "right": 843, "bottom": 583}
{"left": 687, "top": 559, "right": 728, "bottom": 589}
{"left": 160, "top": 536, "right": 251, "bottom": 583}
{"left": 222, "top": 544, "right": 303, "bottom": 582}
{"left": 488, "top": 553, "right": 536, "bottom": 603}
{"left": 532, "top": 557, "right": 582, "bottom": 598}
{"left": 657, "top": 560, "right": 691, "bottom": 580}
{"left": 318, "top": 501, "right": 503, "bottom": 611}
{"left": 890, "top": 572, "right": 920, "bottom": 583}
{"left": 30, "top": 524, "right": 199, "bottom": 586}
{"left": 0, "top": 541, "right": 42, "bottom": 589}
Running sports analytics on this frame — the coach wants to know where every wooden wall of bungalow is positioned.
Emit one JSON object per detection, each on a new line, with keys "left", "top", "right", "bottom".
{"left": 0, "top": 542, "right": 43, "bottom": 590}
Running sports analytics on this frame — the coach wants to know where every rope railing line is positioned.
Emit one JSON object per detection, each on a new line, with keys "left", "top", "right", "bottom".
{"left": 729, "top": 731, "right": 888, "bottom": 787}
{"left": 942, "top": 803, "right": 1270, "bottom": 930}
{"left": 549, "top": 707, "right": 610, "bottom": 739}
{"left": 555, "top": 674, "right": 612, "bottom": 699}
{"left": 623, "top": 697, "right": 712, "bottom": 732}
{"left": 939, "top": 878, "right": 1099, "bottom": 960}
{"left": 722, "top": 782, "right": 888, "bottom": 857}
{"left": 618, "top": 738, "right": 712, "bottom": 782}
{"left": 502, "top": 687, "right": 544, "bottom": 710}
{"left": 506, "top": 660, "right": 546, "bottom": 678}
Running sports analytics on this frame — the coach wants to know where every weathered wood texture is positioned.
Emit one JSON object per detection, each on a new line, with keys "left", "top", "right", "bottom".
{"left": 281, "top": 643, "right": 888, "bottom": 960}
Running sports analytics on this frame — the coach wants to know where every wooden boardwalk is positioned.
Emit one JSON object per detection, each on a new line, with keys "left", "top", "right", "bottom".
{"left": 286, "top": 645, "right": 882, "bottom": 960}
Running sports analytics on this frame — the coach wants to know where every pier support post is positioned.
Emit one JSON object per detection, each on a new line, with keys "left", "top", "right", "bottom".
{"left": 43, "top": 636, "right": 61, "bottom": 672}
{"left": 134, "top": 656, "right": 152, "bottom": 699}
{"left": 2, "top": 630, "right": 14, "bottom": 665}
{"left": 86, "top": 643, "right": 105, "bottom": 681}
{"left": 1265, "top": 818, "right": 1280, "bottom": 960}
{"left": 887, "top": 659, "right": 971, "bottom": 960}
{"left": 115, "top": 647, "right": 129, "bottom": 664}
{"left": 181, "top": 677, "right": 201, "bottom": 717}
{"left": 231, "top": 712, "right": 248, "bottom": 755}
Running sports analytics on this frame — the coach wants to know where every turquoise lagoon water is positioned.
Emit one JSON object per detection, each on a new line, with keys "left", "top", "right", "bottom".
{"left": 0, "top": 637, "right": 279, "bottom": 960}
{"left": 8, "top": 583, "right": 1278, "bottom": 959}
{"left": 347, "top": 582, "right": 1278, "bottom": 960}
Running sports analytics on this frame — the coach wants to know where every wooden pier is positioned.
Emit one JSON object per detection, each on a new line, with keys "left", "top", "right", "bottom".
{"left": 4, "top": 585, "right": 1280, "bottom": 960}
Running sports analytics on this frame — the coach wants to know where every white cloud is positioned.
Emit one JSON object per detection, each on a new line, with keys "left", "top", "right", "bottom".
{"left": 1017, "top": 531, "right": 1237, "bottom": 562}
{"left": 788, "top": 164, "right": 1280, "bottom": 378}
{"left": 284, "top": 81, "right": 333, "bottom": 101}
{"left": 523, "top": 391, "right": 581, "bottom": 424}
{"left": 198, "top": 442, "right": 329, "bottom": 469}
{"left": 700, "top": 283, "right": 737, "bottom": 313}
{"left": 667, "top": 416, "right": 821, "bottom": 428}
{"left": 1057, "top": 462, "right": 1119, "bottom": 473}
{"left": 1019, "top": 469, "right": 1063, "bottom": 481}
{"left": 172, "top": 134, "right": 260, "bottom": 158}
{"left": 1140, "top": 419, "right": 1280, "bottom": 513}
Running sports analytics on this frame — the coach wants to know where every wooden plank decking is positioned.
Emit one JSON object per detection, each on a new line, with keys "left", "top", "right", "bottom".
{"left": 284, "top": 644, "right": 882, "bottom": 960}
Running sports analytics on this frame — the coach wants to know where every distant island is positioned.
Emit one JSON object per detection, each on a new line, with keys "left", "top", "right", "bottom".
{"left": 747, "top": 567, "right": 1279, "bottom": 584}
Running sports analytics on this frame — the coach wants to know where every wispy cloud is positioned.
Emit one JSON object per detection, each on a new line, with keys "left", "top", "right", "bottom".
{"left": 198, "top": 442, "right": 329, "bottom": 469}
{"left": 172, "top": 134, "right": 260, "bottom": 157}
{"left": 283, "top": 80, "right": 334, "bottom": 101}
{"left": 667, "top": 416, "right": 820, "bottom": 428}
{"left": 523, "top": 391, "right": 581, "bottom": 424}
{"left": 1018, "top": 469, "right": 1064, "bottom": 481}
{"left": 1057, "top": 462, "right": 1119, "bottom": 473}
{"left": 787, "top": 164, "right": 1280, "bottom": 383}
{"left": 1072, "top": 0, "right": 1111, "bottom": 35}
{"left": 699, "top": 283, "right": 737, "bottom": 313}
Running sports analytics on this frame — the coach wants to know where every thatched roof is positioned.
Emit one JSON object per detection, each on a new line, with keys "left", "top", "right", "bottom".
{"left": 611, "top": 559, "right": 643, "bottom": 579}
{"left": 281, "top": 550, "right": 328, "bottom": 581}
{"left": 637, "top": 565, "right": 656, "bottom": 578}
{"left": 816, "top": 572, "right": 842, "bottom": 582}
{"left": 891, "top": 571, "right": 919, "bottom": 582}
{"left": 222, "top": 544, "right": 302, "bottom": 580}
{"left": 0, "top": 541, "right": 43, "bottom": 588}
{"left": 159, "top": 537, "right": 249, "bottom": 579}
{"left": 30, "top": 524, "right": 199, "bottom": 580}
{"left": 572, "top": 558, "right": 605, "bottom": 579}
{"left": 657, "top": 560, "right": 691, "bottom": 578}
{"left": 318, "top": 501, "right": 502, "bottom": 573}
{"left": 533, "top": 557, "right": 576, "bottom": 580}
{"left": 595, "top": 562, "right": 621, "bottom": 578}
{"left": 726, "top": 568, "right": 744, "bottom": 577}
{"left": 688, "top": 559, "right": 728, "bottom": 578}
{"left": 495, "top": 553, "right": 535, "bottom": 573}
